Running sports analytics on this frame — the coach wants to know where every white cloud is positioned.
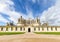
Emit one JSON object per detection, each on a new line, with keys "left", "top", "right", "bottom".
{"left": 0, "top": 0, "right": 20, "bottom": 24}
{"left": 0, "top": 0, "right": 34, "bottom": 25}
{"left": 26, "top": 7, "right": 34, "bottom": 19}
{"left": 0, "top": 15, "right": 8, "bottom": 22}
{"left": 40, "top": 0, "right": 60, "bottom": 26}
{"left": 0, "top": 0, "right": 19, "bottom": 24}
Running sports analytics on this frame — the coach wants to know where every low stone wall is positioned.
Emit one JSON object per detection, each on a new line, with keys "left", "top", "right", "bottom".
{"left": 34, "top": 27, "right": 60, "bottom": 32}
{"left": 0, "top": 26, "right": 60, "bottom": 32}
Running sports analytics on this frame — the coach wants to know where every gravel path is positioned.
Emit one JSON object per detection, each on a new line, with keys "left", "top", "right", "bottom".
{"left": 0, "top": 33, "right": 60, "bottom": 42}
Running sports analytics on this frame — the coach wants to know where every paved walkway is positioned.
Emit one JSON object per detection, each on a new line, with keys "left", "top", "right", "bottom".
{"left": 0, "top": 33, "right": 60, "bottom": 42}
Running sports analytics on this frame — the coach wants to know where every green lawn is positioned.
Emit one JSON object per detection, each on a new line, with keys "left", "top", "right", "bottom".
{"left": 0, "top": 32, "right": 25, "bottom": 35}
{"left": 34, "top": 32, "right": 60, "bottom": 35}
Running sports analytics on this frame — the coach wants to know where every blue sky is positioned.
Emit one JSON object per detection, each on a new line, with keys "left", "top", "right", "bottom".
{"left": 0, "top": 0, "right": 57, "bottom": 25}
{"left": 12, "top": 0, "right": 55, "bottom": 17}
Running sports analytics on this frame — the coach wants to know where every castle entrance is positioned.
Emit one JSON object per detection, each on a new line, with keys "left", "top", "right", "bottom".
{"left": 28, "top": 28, "right": 31, "bottom": 32}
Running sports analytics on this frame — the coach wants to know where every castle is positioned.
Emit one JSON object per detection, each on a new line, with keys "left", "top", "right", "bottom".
{"left": 0, "top": 16, "right": 60, "bottom": 32}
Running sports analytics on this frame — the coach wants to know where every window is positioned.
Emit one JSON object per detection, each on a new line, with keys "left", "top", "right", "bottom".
{"left": 34, "top": 28, "right": 36, "bottom": 31}
{"left": 47, "top": 27, "right": 48, "bottom": 31}
{"left": 42, "top": 27, "right": 44, "bottom": 31}
{"left": 1, "top": 27, "right": 3, "bottom": 31}
{"left": 6, "top": 27, "right": 8, "bottom": 31}
{"left": 20, "top": 27, "right": 22, "bottom": 31}
{"left": 38, "top": 28, "right": 40, "bottom": 31}
{"left": 23, "top": 28, "right": 25, "bottom": 31}
{"left": 55, "top": 27, "right": 57, "bottom": 31}
{"left": 51, "top": 27, "right": 53, "bottom": 31}
{"left": 11, "top": 27, "right": 13, "bottom": 31}
{"left": 15, "top": 27, "right": 17, "bottom": 31}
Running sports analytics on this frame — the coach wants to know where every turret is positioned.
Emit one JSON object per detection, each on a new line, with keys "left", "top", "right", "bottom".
{"left": 6, "top": 21, "right": 14, "bottom": 26}
{"left": 18, "top": 16, "right": 23, "bottom": 23}
{"left": 17, "top": 16, "right": 25, "bottom": 26}
{"left": 6, "top": 22, "right": 9, "bottom": 26}
{"left": 36, "top": 17, "right": 40, "bottom": 23}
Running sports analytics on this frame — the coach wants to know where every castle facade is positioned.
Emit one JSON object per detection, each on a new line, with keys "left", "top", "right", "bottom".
{"left": 0, "top": 16, "right": 60, "bottom": 32}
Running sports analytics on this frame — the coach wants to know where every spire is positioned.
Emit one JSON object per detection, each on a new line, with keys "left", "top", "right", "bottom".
{"left": 20, "top": 16, "right": 22, "bottom": 19}
{"left": 18, "top": 18, "right": 20, "bottom": 23}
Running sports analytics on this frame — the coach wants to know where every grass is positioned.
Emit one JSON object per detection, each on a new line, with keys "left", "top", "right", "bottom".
{"left": 34, "top": 32, "right": 60, "bottom": 35}
{"left": 0, "top": 32, "right": 25, "bottom": 35}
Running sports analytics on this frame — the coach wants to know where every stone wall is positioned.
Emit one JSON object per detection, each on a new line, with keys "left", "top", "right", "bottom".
{"left": 0, "top": 26, "right": 60, "bottom": 32}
